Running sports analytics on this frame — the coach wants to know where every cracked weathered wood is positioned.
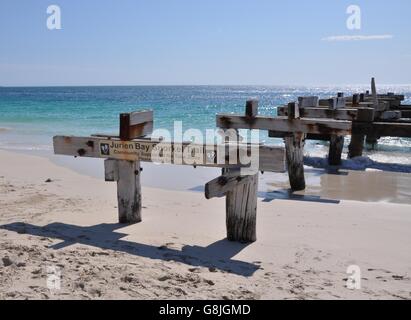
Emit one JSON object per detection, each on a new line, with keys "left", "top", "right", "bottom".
{"left": 53, "top": 136, "right": 285, "bottom": 172}
{"left": 225, "top": 169, "right": 258, "bottom": 243}
{"left": 284, "top": 133, "right": 306, "bottom": 191}
{"left": 348, "top": 108, "right": 374, "bottom": 158}
{"left": 216, "top": 115, "right": 352, "bottom": 135}
{"left": 328, "top": 135, "right": 344, "bottom": 166}
{"left": 117, "top": 160, "right": 142, "bottom": 224}
{"left": 205, "top": 170, "right": 252, "bottom": 199}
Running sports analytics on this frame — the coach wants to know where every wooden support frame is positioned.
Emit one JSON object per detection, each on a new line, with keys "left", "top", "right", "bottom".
{"left": 53, "top": 136, "right": 286, "bottom": 172}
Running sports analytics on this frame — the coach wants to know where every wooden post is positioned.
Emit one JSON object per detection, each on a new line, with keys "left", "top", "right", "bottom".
{"left": 225, "top": 170, "right": 258, "bottom": 243}
{"left": 245, "top": 99, "right": 258, "bottom": 118}
{"left": 371, "top": 77, "right": 378, "bottom": 108}
{"left": 117, "top": 160, "right": 142, "bottom": 224}
{"left": 348, "top": 108, "right": 374, "bottom": 158}
{"left": 284, "top": 101, "right": 305, "bottom": 191}
{"left": 284, "top": 133, "right": 306, "bottom": 191}
{"left": 349, "top": 133, "right": 365, "bottom": 159}
{"left": 328, "top": 135, "right": 344, "bottom": 166}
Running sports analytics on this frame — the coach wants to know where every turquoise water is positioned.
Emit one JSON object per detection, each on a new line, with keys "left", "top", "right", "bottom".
{"left": 1, "top": 85, "right": 411, "bottom": 163}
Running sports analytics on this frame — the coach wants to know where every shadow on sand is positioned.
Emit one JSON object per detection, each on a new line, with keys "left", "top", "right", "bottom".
{"left": 0, "top": 222, "right": 260, "bottom": 277}
{"left": 259, "top": 190, "right": 340, "bottom": 204}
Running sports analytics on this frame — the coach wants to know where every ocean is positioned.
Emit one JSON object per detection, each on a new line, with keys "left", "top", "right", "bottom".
{"left": 1, "top": 85, "right": 411, "bottom": 166}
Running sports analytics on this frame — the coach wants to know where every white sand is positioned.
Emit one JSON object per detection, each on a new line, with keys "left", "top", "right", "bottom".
{"left": 0, "top": 149, "right": 410, "bottom": 300}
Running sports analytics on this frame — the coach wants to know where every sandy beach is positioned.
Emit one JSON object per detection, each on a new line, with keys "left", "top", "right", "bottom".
{"left": 0, "top": 148, "right": 410, "bottom": 300}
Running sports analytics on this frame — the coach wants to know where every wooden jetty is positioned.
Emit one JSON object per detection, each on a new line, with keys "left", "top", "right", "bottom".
{"left": 276, "top": 78, "right": 411, "bottom": 163}
{"left": 216, "top": 81, "right": 411, "bottom": 191}
{"left": 53, "top": 109, "right": 286, "bottom": 243}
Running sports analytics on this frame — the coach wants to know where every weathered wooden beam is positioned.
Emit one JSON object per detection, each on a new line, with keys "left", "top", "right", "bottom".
{"left": 216, "top": 115, "right": 352, "bottom": 136}
{"left": 269, "top": 131, "right": 331, "bottom": 141}
{"left": 225, "top": 169, "right": 258, "bottom": 243}
{"left": 277, "top": 106, "right": 358, "bottom": 121}
{"left": 298, "top": 96, "right": 318, "bottom": 108}
{"left": 284, "top": 133, "right": 306, "bottom": 191}
{"left": 363, "top": 122, "right": 411, "bottom": 138}
{"left": 117, "top": 160, "right": 142, "bottom": 224}
{"left": 328, "top": 135, "right": 344, "bottom": 166}
{"left": 348, "top": 134, "right": 365, "bottom": 158}
{"left": 380, "top": 111, "right": 401, "bottom": 120}
{"left": 205, "top": 171, "right": 254, "bottom": 199}
{"left": 119, "top": 110, "right": 153, "bottom": 140}
{"left": 53, "top": 136, "right": 286, "bottom": 172}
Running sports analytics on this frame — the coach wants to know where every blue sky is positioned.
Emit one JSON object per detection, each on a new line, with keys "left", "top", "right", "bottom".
{"left": 1, "top": 0, "right": 410, "bottom": 86}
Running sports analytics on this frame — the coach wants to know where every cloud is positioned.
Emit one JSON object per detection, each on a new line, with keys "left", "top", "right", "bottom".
{"left": 322, "top": 34, "right": 393, "bottom": 42}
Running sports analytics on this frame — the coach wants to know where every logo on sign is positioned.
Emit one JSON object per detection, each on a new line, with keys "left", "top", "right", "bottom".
{"left": 100, "top": 143, "right": 110, "bottom": 156}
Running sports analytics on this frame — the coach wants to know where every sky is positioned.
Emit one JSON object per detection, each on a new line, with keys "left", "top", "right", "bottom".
{"left": 0, "top": 0, "right": 410, "bottom": 86}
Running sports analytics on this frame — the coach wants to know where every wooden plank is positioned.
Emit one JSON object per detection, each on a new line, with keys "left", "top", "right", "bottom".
{"left": 225, "top": 169, "right": 258, "bottom": 243}
{"left": 129, "top": 110, "right": 153, "bottom": 126}
{"left": 298, "top": 96, "right": 318, "bottom": 108}
{"left": 277, "top": 106, "right": 358, "bottom": 121}
{"left": 366, "top": 122, "right": 411, "bottom": 138}
{"left": 117, "top": 160, "right": 142, "bottom": 223}
{"left": 53, "top": 136, "right": 286, "bottom": 172}
{"left": 217, "top": 114, "right": 352, "bottom": 135}
{"left": 104, "top": 159, "right": 119, "bottom": 181}
{"left": 284, "top": 133, "right": 306, "bottom": 191}
{"left": 205, "top": 171, "right": 254, "bottom": 199}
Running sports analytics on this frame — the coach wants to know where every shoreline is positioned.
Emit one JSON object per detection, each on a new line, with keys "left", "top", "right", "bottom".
{"left": 0, "top": 148, "right": 410, "bottom": 299}
{"left": 2, "top": 144, "right": 411, "bottom": 204}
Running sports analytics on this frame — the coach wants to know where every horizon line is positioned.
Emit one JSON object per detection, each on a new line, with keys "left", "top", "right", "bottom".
{"left": 1, "top": 83, "right": 411, "bottom": 88}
